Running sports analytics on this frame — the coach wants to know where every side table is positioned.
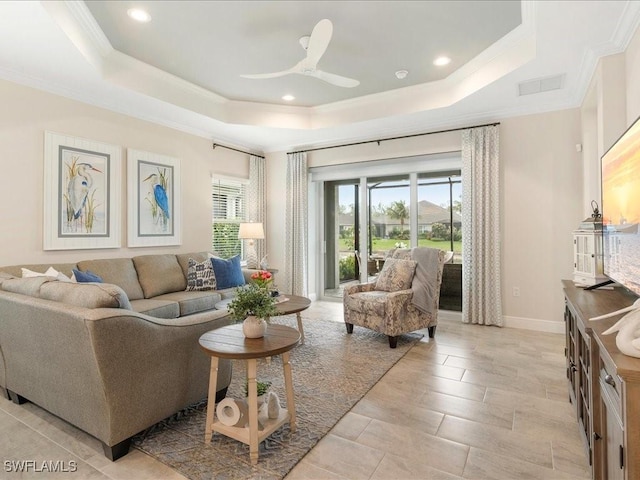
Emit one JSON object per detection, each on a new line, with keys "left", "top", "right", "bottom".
{"left": 272, "top": 294, "right": 311, "bottom": 344}
{"left": 199, "top": 324, "right": 300, "bottom": 465}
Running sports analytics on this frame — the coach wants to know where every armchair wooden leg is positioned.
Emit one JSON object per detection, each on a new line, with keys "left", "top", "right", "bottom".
{"left": 388, "top": 336, "right": 398, "bottom": 348}
{"left": 428, "top": 326, "right": 437, "bottom": 338}
{"left": 345, "top": 323, "right": 354, "bottom": 334}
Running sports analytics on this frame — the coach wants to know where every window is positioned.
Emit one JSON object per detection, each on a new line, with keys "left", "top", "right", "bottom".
{"left": 212, "top": 176, "right": 248, "bottom": 258}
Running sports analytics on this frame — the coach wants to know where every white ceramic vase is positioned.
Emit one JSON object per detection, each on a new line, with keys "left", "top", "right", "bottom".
{"left": 242, "top": 316, "right": 267, "bottom": 338}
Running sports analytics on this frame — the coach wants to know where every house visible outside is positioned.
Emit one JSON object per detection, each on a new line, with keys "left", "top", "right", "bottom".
{"left": 339, "top": 199, "right": 462, "bottom": 258}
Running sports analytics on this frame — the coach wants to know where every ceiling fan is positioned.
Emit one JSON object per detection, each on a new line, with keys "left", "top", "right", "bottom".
{"left": 240, "top": 19, "right": 360, "bottom": 88}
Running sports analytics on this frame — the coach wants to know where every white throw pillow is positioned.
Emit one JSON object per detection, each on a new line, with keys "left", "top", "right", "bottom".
{"left": 21, "top": 267, "right": 73, "bottom": 283}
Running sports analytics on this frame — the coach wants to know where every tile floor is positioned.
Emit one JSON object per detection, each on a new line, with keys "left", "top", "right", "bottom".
{"left": 0, "top": 301, "right": 590, "bottom": 480}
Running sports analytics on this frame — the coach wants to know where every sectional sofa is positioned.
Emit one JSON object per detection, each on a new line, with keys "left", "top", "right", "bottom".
{"left": 0, "top": 251, "right": 252, "bottom": 460}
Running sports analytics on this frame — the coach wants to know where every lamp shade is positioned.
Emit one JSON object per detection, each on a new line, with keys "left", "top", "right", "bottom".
{"left": 238, "top": 222, "right": 264, "bottom": 240}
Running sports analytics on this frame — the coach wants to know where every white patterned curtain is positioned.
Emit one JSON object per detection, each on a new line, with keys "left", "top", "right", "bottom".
{"left": 285, "top": 152, "right": 308, "bottom": 296}
{"left": 248, "top": 155, "right": 267, "bottom": 265}
{"left": 461, "top": 125, "right": 503, "bottom": 326}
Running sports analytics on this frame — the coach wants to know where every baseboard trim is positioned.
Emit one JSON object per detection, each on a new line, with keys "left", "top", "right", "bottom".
{"left": 502, "top": 315, "right": 565, "bottom": 334}
{"left": 438, "top": 310, "right": 564, "bottom": 334}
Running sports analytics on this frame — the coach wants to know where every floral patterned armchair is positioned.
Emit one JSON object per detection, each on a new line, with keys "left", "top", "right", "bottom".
{"left": 343, "top": 247, "right": 446, "bottom": 348}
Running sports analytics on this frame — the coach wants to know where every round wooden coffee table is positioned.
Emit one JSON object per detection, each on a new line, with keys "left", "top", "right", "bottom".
{"left": 199, "top": 324, "right": 300, "bottom": 465}
{"left": 273, "top": 294, "right": 311, "bottom": 344}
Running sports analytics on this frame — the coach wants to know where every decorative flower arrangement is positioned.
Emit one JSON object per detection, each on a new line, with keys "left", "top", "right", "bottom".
{"left": 227, "top": 283, "right": 278, "bottom": 320}
{"left": 250, "top": 270, "right": 273, "bottom": 289}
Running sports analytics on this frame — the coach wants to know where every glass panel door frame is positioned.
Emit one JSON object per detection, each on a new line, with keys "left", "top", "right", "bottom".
{"left": 311, "top": 152, "right": 462, "bottom": 301}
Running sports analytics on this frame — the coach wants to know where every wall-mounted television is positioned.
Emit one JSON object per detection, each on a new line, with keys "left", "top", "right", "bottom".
{"left": 601, "top": 115, "right": 640, "bottom": 296}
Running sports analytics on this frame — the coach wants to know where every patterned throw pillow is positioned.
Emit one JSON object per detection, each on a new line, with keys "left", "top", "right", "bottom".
{"left": 374, "top": 258, "right": 417, "bottom": 292}
{"left": 186, "top": 258, "right": 217, "bottom": 291}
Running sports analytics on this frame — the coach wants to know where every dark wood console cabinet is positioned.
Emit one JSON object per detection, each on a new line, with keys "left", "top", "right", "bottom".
{"left": 563, "top": 281, "right": 640, "bottom": 480}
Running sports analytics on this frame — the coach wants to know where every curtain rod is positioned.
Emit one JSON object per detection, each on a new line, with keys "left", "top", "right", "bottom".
{"left": 212, "top": 142, "right": 264, "bottom": 159}
{"left": 288, "top": 121, "right": 500, "bottom": 155}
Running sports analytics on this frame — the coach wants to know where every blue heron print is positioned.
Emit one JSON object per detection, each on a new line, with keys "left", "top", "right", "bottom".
{"left": 64, "top": 156, "right": 102, "bottom": 232}
{"left": 144, "top": 168, "right": 171, "bottom": 228}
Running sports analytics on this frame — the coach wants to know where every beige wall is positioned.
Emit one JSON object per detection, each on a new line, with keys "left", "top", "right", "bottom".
{"left": 2, "top": 26, "right": 638, "bottom": 328}
{"left": 0, "top": 79, "right": 249, "bottom": 266}
{"left": 501, "top": 109, "right": 583, "bottom": 326}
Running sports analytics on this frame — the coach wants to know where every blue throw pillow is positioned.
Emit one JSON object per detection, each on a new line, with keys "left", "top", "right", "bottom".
{"left": 73, "top": 269, "right": 103, "bottom": 283}
{"left": 210, "top": 255, "right": 245, "bottom": 290}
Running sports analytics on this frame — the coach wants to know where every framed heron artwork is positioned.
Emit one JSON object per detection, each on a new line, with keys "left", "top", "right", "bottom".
{"left": 127, "top": 149, "right": 181, "bottom": 247}
{"left": 43, "top": 131, "right": 121, "bottom": 250}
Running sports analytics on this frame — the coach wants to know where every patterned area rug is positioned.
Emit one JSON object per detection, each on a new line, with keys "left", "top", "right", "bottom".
{"left": 132, "top": 315, "right": 421, "bottom": 480}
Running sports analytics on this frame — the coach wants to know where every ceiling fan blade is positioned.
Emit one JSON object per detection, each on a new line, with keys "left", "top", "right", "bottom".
{"left": 313, "top": 70, "right": 360, "bottom": 88}
{"left": 305, "top": 19, "right": 333, "bottom": 67}
{"left": 240, "top": 68, "right": 295, "bottom": 80}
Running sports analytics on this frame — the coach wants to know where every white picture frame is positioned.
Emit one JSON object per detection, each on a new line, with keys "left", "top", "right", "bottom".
{"left": 43, "top": 131, "right": 121, "bottom": 250}
{"left": 127, "top": 148, "right": 181, "bottom": 247}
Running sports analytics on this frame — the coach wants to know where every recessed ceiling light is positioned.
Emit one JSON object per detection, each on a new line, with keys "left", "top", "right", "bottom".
{"left": 395, "top": 70, "right": 408, "bottom": 80}
{"left": 433, "top": 56, "right": 451, "bottom": 67}
{"left": 127, "top": 8, "right": 151, "bottom": 23}
{"left": 282, "top": 95, "right": 295, "bottom": 101}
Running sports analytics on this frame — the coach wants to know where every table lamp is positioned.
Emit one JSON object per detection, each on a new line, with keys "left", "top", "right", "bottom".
{"left": 238, "top": 222, "right": 264, "bottom": 269}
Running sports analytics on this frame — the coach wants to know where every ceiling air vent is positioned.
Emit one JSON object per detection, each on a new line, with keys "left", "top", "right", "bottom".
{"left": 518, "top": 74, "right": 565, "bottom": 96}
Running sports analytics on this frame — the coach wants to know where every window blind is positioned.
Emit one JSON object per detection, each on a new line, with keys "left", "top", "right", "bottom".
{"left": 212, "top": 177, "right": 248, "bottom": 258}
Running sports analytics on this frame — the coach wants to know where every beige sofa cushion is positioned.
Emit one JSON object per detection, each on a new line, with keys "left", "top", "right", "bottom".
{"left": 0, "top": 271, "right": 14, "bottom": 288}
{"left": 77, "top": 258, "right": 144, "bottom": 300}
{"left": 2, "top": 277, "right": 132, "bottom": 309}
{"left": 154, "top": 291, "right": 222, "bottom": 316}
{"left": 1, "top": 276, "right": 51, "bottom": 297}
{"left": 133, "top": 254, "right": 187, "bottom": 298}
{"left": 129, "top": 298, "right": 180, "bottom": 319}
{"left": 39, "top": 281, "right": 132, "bottom": 310}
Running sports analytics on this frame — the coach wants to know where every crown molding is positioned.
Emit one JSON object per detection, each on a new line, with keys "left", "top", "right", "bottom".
{"left": 611, "top": 0, "right": 640, "bottom": 50}
{"left": 44, "top": 0, "right": 537, "bottom": 132}
{"left": 40, "top": 0, "right": 110, "bottom": 72}
{"left": 568, "top": 0, "right": 640, "bottom": 110}
{"left": 27, "top": 0, "right": 636, "bottom": 153}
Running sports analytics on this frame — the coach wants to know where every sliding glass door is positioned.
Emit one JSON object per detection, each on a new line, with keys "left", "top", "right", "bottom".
{"left": 311, "top": 153, "right": 462, "bottom": 300}
{"left": 324, "top": 180, "right": 360, "bottom": 297}
{"left": 367, "top": 176, "right": 410, "bottom": 273}
{"left": 417, "top": 174, "right": 462, "bottom": 262}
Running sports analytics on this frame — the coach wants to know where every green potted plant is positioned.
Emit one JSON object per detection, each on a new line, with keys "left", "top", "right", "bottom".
{"left": 243, "top": 380, "right": 272, "bottom": 404}
{"left": 227, "top": 283, "right": 278, "bottom": 338}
